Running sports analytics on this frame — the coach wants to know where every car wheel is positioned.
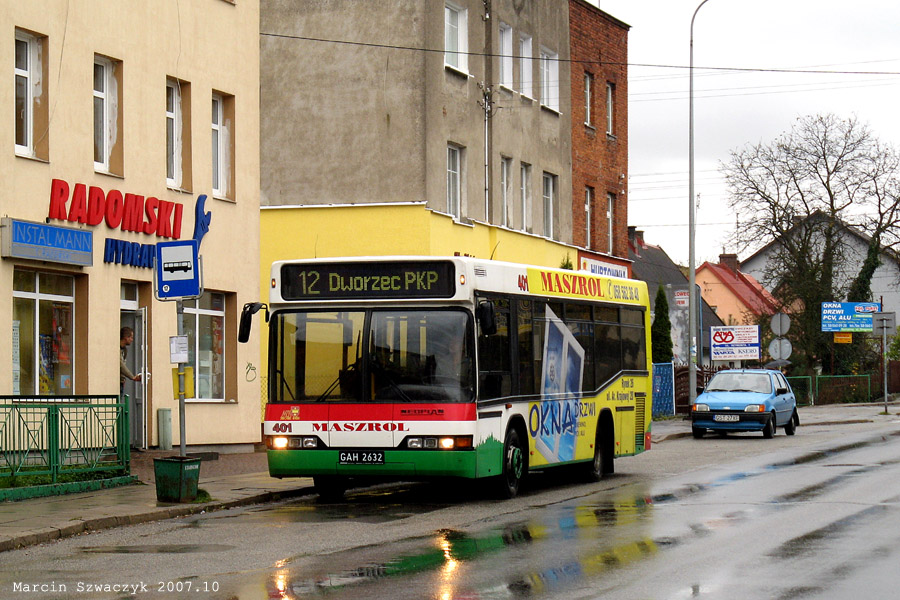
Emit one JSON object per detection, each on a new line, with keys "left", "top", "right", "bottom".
{"left": 763, "top": 414, "right": 775, "bottom": 439}
{"left": 692, "top": 427, "right": 706, "bottom": 439}
{"left": 313, "top": 476, "right": 346, "bottom": 502}
{"left": 497, "top": 427, "right": 526, "bottom": 499}
{"left": 785, "top": 410, "right": 798, "bottom": 435}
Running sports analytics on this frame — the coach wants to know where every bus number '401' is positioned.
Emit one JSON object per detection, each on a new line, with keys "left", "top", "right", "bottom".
{"left": 517, "top": 275, "right": 529, "bottom": 292}
{"left": 272, "top": 422, "right": 292, "bottom": 433}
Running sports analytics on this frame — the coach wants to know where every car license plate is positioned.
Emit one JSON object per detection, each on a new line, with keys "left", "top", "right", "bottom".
{"left": 714, "top": 414, "right": 740, "bottom": 422}
{"left": 339, "top": 451, "right": 384, "bottom": 465}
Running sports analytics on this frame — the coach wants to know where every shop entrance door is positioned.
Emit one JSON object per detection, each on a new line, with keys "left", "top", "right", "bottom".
{"left": 120, "top": 303, "right": 148, "bottom": 449}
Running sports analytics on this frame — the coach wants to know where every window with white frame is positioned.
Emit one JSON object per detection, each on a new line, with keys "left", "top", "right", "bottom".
{"left": 93, "top": 57, "right": 114, "bottom": 171}
{"left": 500, "top": 156, "right": 512, "bottom": 227}
{"left": 607, "top": 192, "right": 615, "bottom": 253}
{"left": 584, "top": 72, "right": 593, "bottom": 126}
{"left": 519, "top": 35, "right": 533, "bottom": 97}
{"left": 182, "top": 293, "right": 226, "bottom": 401}
{"left": 447, "top": 144, "right": 462, "bottom": 218}
{"left": 585, "top": 187, "right": 594, "bottom": 249}
{"left": 444, "top": 2, "right": 468, "bottom": 73}
{"left": 15, "top": 30, "right": 40, "bottom": 157}
{"left": 540, "top": 48, "right": 559, "bottom": 111}
{"left": 542, "top": 172, "right": 556, "bottom": 239}
{"left": 212, "top": 93, "right": 233, "bottom": 198}
{"left": 520, "top": 162, "right": 531, "bottom": 232}
{"left": 499, "top": 23, "right": 513, "bottom": 89}
{"left": 12, "top": 269, "right": 75, "bottom": 396}
{"left": 606, "top": 82, "right": 615, "bottom": 135}
{"left": 166, "top": 79, "right": 183, "bottom": 187}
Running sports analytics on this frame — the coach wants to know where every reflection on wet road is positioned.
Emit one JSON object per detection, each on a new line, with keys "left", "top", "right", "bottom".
{"left": 4, "top": 429, "right": 900, "bottom": 600}
{"left": 230, "top": 432, "right": 900, "bottom": 600}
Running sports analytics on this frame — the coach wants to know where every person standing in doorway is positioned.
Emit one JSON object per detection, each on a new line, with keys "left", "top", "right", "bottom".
{"left": 120, "top": 326, "right": 142, "bottom": 394}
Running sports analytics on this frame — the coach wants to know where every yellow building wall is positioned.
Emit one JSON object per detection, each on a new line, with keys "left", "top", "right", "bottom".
{"left": 699, "top": 270, "right": 752, "bottom": 326}
{"left": 256, "top": 204, "right": 583, "bottom": 410}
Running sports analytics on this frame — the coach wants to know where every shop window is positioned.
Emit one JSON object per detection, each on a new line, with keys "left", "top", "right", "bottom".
{"left": 12, "top": 270, "right": 75, "bottom": 395}
{"left": 182, "top": 292, "right": 226, "bottom": 401}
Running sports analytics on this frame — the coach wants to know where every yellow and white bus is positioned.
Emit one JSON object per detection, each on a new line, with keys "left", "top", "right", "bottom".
{"left": 240, "top": 256, "right": 652, "bottom": 499}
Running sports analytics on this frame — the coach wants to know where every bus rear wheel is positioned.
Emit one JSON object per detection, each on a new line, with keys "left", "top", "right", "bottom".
{"left": 497, "top": 427, "right": 525, "bottom": 499}
{"left": 583, "top": 428, "right": 612, "bottom": 482}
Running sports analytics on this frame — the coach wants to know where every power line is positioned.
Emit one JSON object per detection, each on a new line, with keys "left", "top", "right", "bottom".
{"left": 259, "top": 31, "right": 900, "bottom": 76}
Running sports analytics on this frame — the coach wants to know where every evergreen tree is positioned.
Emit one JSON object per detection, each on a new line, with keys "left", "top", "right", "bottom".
{"left": 651, "top": 286, "right": 673, "bottom": 363}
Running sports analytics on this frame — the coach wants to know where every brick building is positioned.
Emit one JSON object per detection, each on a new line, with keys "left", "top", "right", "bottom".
{"left": 569, "top": 0, "right": 630, "bottom": 273}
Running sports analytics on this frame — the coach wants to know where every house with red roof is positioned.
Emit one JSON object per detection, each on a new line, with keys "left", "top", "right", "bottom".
{"left": 697, "top": 254, "right": 779, "bottom": 325}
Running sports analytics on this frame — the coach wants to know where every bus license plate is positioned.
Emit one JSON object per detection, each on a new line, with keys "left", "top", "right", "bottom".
{"left": 714, "top": 414, "right": 739, "bottom": 422}
{"left": 339, "top": 451, "right": 385, "bottom": 465}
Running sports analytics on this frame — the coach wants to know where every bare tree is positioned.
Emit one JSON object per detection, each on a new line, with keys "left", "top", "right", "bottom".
{"left": 722, "top": 114, "right": 900, "bottom": 373}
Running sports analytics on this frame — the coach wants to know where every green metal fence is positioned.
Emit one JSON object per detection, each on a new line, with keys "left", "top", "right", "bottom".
{"left": 0, "top": 395, "right": 129, "bottom": 483}
{"left": 786, "top": 376, "right": 813, "bottom": 406}
{"left": 815, "top": 375, "right": 872, "bottom": 405}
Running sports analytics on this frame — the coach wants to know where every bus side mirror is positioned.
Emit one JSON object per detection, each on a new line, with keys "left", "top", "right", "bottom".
{"left": 238, "top": 302, "right": 268, "bottom": 343}
{"left": 476, "top": 301, "right": 497, "bottom": 335}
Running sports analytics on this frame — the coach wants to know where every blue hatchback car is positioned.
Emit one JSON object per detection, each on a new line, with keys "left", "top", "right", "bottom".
{"left": 691, "top": 369, "right": 799, "bottom": 438}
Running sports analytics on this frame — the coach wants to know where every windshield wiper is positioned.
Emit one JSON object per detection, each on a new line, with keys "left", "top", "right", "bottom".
{"left": 370, "top": 360, "right": 414, "bottom": 402}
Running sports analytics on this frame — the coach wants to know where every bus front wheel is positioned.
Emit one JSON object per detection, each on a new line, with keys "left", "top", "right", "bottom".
{"left": 497, "top": 427, "right": 526, "bottom": 499}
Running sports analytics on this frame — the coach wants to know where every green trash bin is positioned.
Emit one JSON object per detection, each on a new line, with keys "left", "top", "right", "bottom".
{"left": 153, "top": 456, "right": 201, "bottom": 502}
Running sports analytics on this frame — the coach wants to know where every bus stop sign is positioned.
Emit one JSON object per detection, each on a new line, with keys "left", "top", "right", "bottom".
{"left": 155, "top": 240, "right": 201, "bottom": 300}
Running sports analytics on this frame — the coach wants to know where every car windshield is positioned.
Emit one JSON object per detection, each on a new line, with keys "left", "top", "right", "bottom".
{"left": 271, "top": 308, "right": 474, "bottom": 403}
{"left": 706, "top": 372, "right": 772, "bottom": 394}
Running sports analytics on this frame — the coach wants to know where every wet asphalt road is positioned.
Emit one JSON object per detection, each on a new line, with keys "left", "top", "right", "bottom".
{"left": 3, "top": 418, "right": 900, "bottom": 600}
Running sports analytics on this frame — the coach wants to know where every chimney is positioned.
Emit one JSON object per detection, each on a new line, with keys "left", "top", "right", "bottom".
{"left": 719, "top": 253, "right": 739, "bottom": 273}
{"left": 627, "top": 226, "right": 644, "bottom": 246}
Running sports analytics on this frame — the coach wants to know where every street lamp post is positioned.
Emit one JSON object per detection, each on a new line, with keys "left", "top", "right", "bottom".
{"left": 689, "top": 0, "right": 713, "bottom": 404}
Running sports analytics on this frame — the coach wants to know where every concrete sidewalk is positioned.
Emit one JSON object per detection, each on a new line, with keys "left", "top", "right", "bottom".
{"left": 650, "top": 401, "right": 899, "bottom": 443}
{"left": 1, "top": 403, "right": 898, "bottom": 553}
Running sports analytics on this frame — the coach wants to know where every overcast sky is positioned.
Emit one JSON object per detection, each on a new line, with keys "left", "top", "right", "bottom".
{"left": 589, "top": 0, "right": 900, "bottom": 266}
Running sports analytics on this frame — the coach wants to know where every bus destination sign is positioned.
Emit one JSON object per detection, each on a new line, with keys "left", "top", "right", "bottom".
{"left": 281, "top": 261, "right": 456, "bottom": 300}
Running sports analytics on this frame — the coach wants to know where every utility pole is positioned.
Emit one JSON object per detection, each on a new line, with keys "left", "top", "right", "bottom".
{"left": 478, "top": 82, "right": 499, "bottom": 222}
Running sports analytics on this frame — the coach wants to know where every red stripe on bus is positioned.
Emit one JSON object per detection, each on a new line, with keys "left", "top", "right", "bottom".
{"left": 264, "top": 403, "right": 476, "bottom": 422}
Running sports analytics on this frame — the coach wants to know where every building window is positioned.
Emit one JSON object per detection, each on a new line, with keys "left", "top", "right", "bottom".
{"left": 584, "top": 72, "right": 593, "bottom": 126}
{"left": 182, "top": 292, "right": 226, "bottom": 401}
{"left": 499, "top": 23, "right": 513, "bottom": 89}
{"left": 606, "top": 82, "right": 615, "bottom": 135}
{"left": 500, "top": 156, "right": 512, "bottom": 227}
{"left": 212, "top": 92, "right": 234, "bottom": 199}
{"left": 166, "top": 78, "right": 192, "bottom": 190}
{"left": 12, "top": 269, "right": 75, "bottom": 396}
{"left": 520, "top": 162, "right": 531, "bottom": 232}
{"left": 444, "top": 2, "right": 468, "bottom": 73}
{"left": 607, "top": 192, "right": 615, "bottom": 253}
{"left": 166, "top": 79, "right": 182, "bottom": 187}
{"left": 93, "top": 56, "right": 118, "bottom": 173}
{"left": 15, "top": 30, "right": 48, "bottom": 159}
{"left": 519, "top": 35, "right": 533, "bottom": 98}
{"left": 542, "top": 172, "right": 556, "bottom": 239}
{"left": 540, "top": 48, "right": 559, "bottom": 112}
{"left": 585, "top": 187, "right": 594, "bottom": 249}
{"left": 447, "top": 144, "right": 462, "bottom": 218}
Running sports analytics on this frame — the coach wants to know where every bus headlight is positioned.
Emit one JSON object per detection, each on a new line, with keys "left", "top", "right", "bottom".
{"left": 302, "top": 437, "right": 318, "bottom": 448}
{"left": 439, "top": 437, "right": 455, "bottom": 449}
{"left": 407, "top": 437, "right": 423, "bottom": 449}
{"left": 272, "top": 436, "right": 289, "bottom": 449}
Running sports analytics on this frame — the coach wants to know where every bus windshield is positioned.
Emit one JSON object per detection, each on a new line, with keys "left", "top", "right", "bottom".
{"left": 271, "top": 308, "right": 474, "bottom": 403}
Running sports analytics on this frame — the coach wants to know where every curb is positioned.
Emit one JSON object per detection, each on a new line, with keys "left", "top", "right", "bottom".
{"left": 0, "top": 484, "right": 315, "bottom": 553}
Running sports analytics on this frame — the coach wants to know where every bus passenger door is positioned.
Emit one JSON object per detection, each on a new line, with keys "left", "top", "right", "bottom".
{"left": 615, "top": 405, "right": 636, "bottom": 456}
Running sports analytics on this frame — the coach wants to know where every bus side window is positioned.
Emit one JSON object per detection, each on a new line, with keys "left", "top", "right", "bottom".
{"left": 517, "top": 299, "right": 535, "bottom": 396}
{"left": 478, "top": 296, "right": 512, "bottom": 400}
